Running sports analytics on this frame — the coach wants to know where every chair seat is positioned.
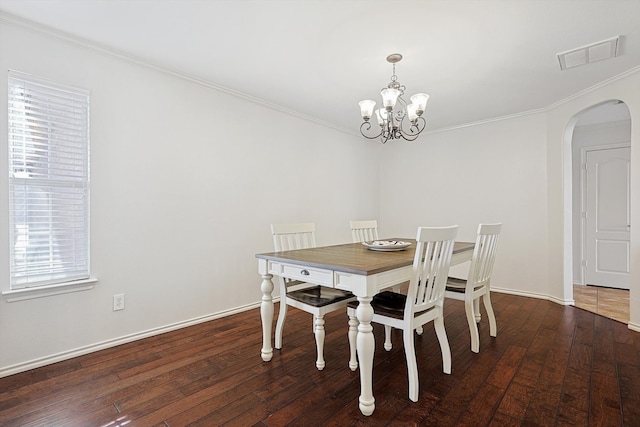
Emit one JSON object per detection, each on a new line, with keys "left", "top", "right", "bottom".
{"left": 446, "top": 277, "right": 486, "bottom": 294}
{"left": 348, "top": 290, "right": 405, "bottom": 319}
{"left": 348, "top": 289, "right": 434, "bottom": 320}
{"left": 287, "top": 286, "right": 353, "bottom": 307}
{"left": 445, "top": 276, "right": 467, "bottom": 293}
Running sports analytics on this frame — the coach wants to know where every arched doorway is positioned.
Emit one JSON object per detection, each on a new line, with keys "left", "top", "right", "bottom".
{"left": 569, "top": 100, "right": 631, "bottom": 323}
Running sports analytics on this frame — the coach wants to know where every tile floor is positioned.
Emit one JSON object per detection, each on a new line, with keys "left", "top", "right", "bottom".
{"left": 573, "top": 284, "right": 630, "bottom": 324}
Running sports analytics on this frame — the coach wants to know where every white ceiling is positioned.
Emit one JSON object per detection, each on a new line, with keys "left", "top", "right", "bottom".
{"left": 1, "top": 0, "right": 639, "bottom": 134}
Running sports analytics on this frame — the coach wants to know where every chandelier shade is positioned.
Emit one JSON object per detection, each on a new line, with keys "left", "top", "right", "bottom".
{"left": 358, "top": 100, "right": 376, "bottom": 121}
{"left": 406, "top": 103, "right": 418, "bottom": 122}
{"left": 380, "top": 88, "right": 400, "bottom": 110}
{"left": 358, "top": 54, "right": 429, "bottom": 143}
{"left": 410, "top": 93, "right": 430, "bottom": 114}
{"left": 375, "top": 108, "right": 388, "bottom": 125}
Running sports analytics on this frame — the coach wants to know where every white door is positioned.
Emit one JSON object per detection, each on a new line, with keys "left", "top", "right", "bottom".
{"left": 585, "top": 147, "right": 631, "bottom": 289}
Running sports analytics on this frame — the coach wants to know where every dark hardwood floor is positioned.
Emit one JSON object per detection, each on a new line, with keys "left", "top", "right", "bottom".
{"left": 1, "top": 292, "right": 639, "bottom": 426}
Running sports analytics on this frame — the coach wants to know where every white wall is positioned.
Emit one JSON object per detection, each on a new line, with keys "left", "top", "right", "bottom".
{"left": 0, "top": 20, "right": 380, "bottom": 374}
{"left": 378, "top": 114, "right": 551, "bottom": 298}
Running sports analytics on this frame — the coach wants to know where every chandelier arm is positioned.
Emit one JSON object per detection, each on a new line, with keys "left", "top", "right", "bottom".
{"left": 397, "top": 114, "right": 425, "bottom": 135}
{"left": 395, "top": 95, "right": 408, "bottom": 121}
{"left": 398, "top": 132, "right": 420, "bottom": 142}
{"left": 397, "top": 117, "right": 427, "bottom": 141}
{"left": 360, "top": 121, "right": 384, "bottom": 140}
{"left": 380, "top": 125, "right": 392, "bottom": 144}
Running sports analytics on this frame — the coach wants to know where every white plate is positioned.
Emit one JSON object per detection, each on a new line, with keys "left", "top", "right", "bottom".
{"left": 362, "top": 240, "right": 411, "bottom": 251}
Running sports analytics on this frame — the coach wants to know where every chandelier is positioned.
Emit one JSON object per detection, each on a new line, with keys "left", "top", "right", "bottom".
{"left": 358, "top": 54, "right": 429, "bottom": 143}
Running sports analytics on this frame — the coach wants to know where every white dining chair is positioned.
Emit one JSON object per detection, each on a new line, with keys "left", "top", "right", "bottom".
{"left": 350, "top": 219, "right": 379, "bottom": 243}
{"left": 347, "top": 225, "right": 458, "bottom": 402}
{"left": 271, "top": 222, "right": 355, "bottom": 370}
{"left": 445, "top": 223, "right": 502, "bottom": 353}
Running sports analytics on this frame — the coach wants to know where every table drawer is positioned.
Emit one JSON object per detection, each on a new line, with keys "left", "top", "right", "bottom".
{"left": 269, "top": 261, "right": 334, "bottom": 287}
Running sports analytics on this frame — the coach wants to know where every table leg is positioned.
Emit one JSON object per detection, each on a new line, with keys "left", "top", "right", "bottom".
{"left": 356, "top": 296, "right": 375, "bottom": 416}
{"left": 260, "top": 273, "right": 274, "bottom": 362}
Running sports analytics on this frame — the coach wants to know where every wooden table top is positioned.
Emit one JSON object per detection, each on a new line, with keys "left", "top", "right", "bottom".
{"left": 256, "top": 239, "right": 475, "bottom": 276}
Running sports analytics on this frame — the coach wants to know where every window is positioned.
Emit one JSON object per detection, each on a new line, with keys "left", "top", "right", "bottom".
{"left": 8, "top": 71, "right": 90, "bottom": 289}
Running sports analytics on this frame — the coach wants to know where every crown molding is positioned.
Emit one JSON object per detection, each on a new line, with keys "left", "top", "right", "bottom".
{"left": 2, "top": 11, "right": 638, "bottom": 139}
{"left": 545, "top": 66, "right": 640, "bottom": 111}
{"left": 0, "top": 11, "right": 356, "bottom": 136}
{"left": 423, "top": 66, "right": 640, "bottom": 136}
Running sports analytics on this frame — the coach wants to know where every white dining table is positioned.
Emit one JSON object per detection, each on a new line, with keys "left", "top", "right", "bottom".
{"left": 256, "top": 239, "right": 474, "bottom": 416}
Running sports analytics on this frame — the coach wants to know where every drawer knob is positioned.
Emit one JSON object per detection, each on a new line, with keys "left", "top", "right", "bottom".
{"left": 300, "top": 269, "right": 310, "bottom": 276}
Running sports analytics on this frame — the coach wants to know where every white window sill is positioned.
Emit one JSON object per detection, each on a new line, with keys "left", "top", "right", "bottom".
{"left": 2, "top": 278, "right": 98, "bottom": 302}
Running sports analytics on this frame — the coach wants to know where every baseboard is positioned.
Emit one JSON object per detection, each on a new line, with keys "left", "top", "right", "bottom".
{"left": 628, "top": 321, "right": 640, "bottom": 333}
{"left": 0, "top": 299, "right": 267, "bottom": 378}
{"left": 491, "top": 287, "right": 574, "bottom": 306}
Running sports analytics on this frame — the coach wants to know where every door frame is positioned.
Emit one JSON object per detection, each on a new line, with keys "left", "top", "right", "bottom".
{"left": 579, "top": 142, "right": 631, "bottom": 286}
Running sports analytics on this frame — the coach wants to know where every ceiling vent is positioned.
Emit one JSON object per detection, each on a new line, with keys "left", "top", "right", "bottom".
{"left": 557, "top": 36, "right": 620, "bottom": 70}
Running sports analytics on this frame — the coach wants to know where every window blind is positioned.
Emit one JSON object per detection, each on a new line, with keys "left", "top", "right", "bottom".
{"left": 8, "top": 72, "right": 90, "bottom": 288}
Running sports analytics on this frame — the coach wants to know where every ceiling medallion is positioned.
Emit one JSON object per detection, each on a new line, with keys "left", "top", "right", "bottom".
{"left": 358, "top": 54, "right": 429, "bottom": 143}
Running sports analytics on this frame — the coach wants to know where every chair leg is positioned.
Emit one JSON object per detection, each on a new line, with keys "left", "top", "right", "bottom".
{"left": 383, "top": 286, "right": 401, "bottom": 348}
{"left": 384, "top": 325, "right": 393, "bottom": 351}
{"left": 275, "top": 300, "right": 287, "bottom": 349}
{"left": 465, "top": 298, "right": 480, "bottom": 353}
{"left": 483, "top": 292, "right": 497, "bottom": 337}
{"left": 314, "top": 315, "right": 325, "bottom": 370}
{"left": 402, "top": 326, "right": 419, "bottom": 402}
{"left": 434, "top": 316, "right": 451, "bottom": 374}
{"left": 473, "top": 298, "right": 481, "bottom": 323}
{"left": 348, "top": 313, "right": 358, "bottom": 371}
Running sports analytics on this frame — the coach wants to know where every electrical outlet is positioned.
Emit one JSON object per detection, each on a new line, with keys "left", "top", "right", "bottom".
{"left": 113, "top": 294, "right": 125, "bottom": 311}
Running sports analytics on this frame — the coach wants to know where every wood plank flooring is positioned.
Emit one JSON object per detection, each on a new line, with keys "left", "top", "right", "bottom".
{"left": 573, "top": 284, "right": 630, "bottom": 324}
{"left": 1, "top": 292, "right": 639, "bottom": 426}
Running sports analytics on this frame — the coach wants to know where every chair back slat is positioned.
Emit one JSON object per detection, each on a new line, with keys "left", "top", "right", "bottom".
{"left": 271, "top": 222, "right": 316, "bottom": 251}
{"left": 350, "top": 220, "right": 379, "bottom": 243}
{"left": 468, "top": 223, "right": 502, "bottom": 288}
{"left": 406, "top": 226, "right": 458, "bottom": 319}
